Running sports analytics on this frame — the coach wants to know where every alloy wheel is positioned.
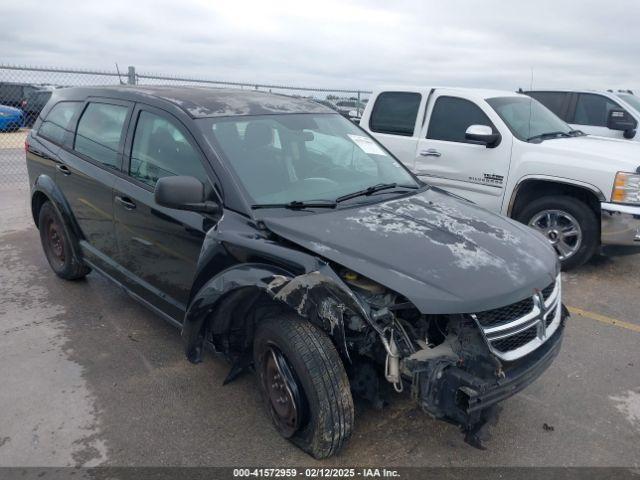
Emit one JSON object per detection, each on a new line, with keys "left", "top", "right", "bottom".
{"left": 529, "top": 209, "right": 582, "bottom": 260}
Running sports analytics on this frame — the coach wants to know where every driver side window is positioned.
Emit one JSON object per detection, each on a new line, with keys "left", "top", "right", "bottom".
{"left": 427, "top": 96, "right": 495, "bottom": 143}
{"left": 573, "top": 94, "right": 622, "bottom": 127}
{"left": 130, "top": 111, "right": 208, "bottom": 188}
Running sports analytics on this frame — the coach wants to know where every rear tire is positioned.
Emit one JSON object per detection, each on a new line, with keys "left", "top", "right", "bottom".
{"left": 38, "top": 201, "right": 90, "bottom": 280}
{"left": 253, "top": 313, "right": 354, "bottom": 459}
{"left": 515, "top": 195, "right": 599, "bottom": 270}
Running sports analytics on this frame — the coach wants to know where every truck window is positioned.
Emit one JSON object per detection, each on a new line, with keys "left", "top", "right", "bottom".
{"left": 38, "top": 101, "right": 82, "bottom": 145}
{"left": 574, "top": 93, "right": 621, "bottom": 127}
{"left": 369, "top": 92, "right": 421, "bottom": 136}
{"left": 526, "top": 92, "right": 570, "bottom": 120}
{"left": 427, "top": 96, "right": 495, "bottom": 143}
{"left": 617, "top": 93, "right": 640, "bottom": 113}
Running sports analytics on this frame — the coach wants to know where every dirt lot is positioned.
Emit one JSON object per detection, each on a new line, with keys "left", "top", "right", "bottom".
{"left": 0, "top": 185, "right": 638, "bottom": 467}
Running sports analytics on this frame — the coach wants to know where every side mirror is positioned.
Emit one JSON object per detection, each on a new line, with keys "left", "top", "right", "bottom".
{"left": 154, "top": 176, "right": 220, "bottom": 214}
{"left": 465, "top": 125, "right": 501, "bottom": 148}
{"left": 607, "top": 109, "right": 637, "bottom": 138}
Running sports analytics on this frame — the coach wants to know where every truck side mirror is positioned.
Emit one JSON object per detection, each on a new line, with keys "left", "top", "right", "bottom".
{"left": 607, "top": 109, "right": 637, "bottom": 139}
{"left": 154, "top": 175, "right": 220, "bottom": 214}
{"left": 465, "top": 125, "right": 501, "bottom": 148}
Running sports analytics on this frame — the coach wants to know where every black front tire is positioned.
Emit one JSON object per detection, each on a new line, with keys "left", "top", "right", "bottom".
{"left": 253, "top": 314, "right": 354, "bottom": 459}
{"left": 38, "top": 201, "right": 90, "bottom": 280}
{"left": 515, "top": 195, "right": 599, "bottom": 270}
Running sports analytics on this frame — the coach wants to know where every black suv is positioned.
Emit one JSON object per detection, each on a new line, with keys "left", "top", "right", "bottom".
{"left": 26, "top": 86, "right": 567, "bottom": 458}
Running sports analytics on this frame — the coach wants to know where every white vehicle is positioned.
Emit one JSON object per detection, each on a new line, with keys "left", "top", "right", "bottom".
{"left": 359, "top": 87, "right": 640, "bottom": 269}
{"left": 526, "top": 89, "right": 640, "bottom": 141}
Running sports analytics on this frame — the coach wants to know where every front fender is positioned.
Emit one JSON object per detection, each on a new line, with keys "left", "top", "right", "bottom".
{"left": 182, "top": 262, "right": 369, "bottom": 365}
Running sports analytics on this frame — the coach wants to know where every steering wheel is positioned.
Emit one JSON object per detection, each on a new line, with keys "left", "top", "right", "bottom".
{"left": 298, "top": 177, "right": 340, "bottom": 188}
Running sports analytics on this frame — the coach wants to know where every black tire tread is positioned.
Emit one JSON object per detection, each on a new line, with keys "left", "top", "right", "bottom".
{"left": 38, "top": 201, "right": 90, "bottom": 280}
{"left": 255, "top": 314, "right": 354, "bottom": 459}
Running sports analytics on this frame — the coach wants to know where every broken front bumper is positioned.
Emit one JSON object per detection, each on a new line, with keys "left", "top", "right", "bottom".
{"left": 411, "top": 307, "right": 567, "bottom": 430}
{"left": 601, "top": 202, "right": 640, "bottom": 246}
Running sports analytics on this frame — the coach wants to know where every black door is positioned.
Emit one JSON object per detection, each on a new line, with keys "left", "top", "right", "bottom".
{"left": 56, "top": 98, "right": 133, "bottom": 278}
{"left": 27, "top": 101, "right": 82, "bottom": 189}
{"left": 113, "top": 105, "right": 217, "bottom": 322}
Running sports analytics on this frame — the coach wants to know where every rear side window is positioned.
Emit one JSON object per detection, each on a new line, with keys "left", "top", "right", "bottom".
{"left": 369, "top": 92, "right": 421, "bottom": 136}
{"left": 38, "top": 102, "right": 81, "bottom": 145}
{"left": 527, "top": 92, "right": 569, "bottom": 120}
{"left": 129, "top": 111, "right": 208, "bottom": 188}
{"left": 574, "top": 94, "right": 621, "bottom": 127}
{"left": 74, "top": 103, "right": 128, "bottom": 169}
{"left": 427, "top": 96, "right": 495, "bottom": 143}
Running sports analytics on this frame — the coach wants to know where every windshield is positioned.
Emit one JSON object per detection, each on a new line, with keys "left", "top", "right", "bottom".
{"left": 617, "top": 93, "right": 640, "bottom": 113}
{"left": 199, "top": 113, "right": 419, "bottom": 205}
{"left": 487, "top": 96, "right": 572, "bottom": 141}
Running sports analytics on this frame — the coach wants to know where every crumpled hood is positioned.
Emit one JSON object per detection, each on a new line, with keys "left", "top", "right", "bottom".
{"left": 263, "top": 189, "right": 558, "bottom": 314}
{"left": 538, "top": 135, "right": 640, "bottom": 171}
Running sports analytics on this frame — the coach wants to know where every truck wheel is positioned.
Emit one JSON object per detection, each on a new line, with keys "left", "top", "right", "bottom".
{"left": 253, "top": 313, "right": 354, "bottom": 459}
{"left": 38, "top": 201, "right": 91, "bottom": 280}
{"left": 515, "top": 195, "right": 598, "bottom": 270}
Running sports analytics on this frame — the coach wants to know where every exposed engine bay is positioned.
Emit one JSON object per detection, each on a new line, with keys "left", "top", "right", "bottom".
{"left": 338, "top": 268, "right": 566, "bottom": 449}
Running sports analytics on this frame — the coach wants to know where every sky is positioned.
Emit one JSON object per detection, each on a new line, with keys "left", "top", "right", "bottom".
{"left": 1, "top": 0, "right": 638, "bottom": 93}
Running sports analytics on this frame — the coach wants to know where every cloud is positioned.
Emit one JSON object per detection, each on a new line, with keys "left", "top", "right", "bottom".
{"left": 1, "top": 0, "right": 638, "bottom": 93}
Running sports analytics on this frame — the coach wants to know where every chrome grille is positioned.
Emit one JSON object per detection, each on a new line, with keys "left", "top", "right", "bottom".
{"left": 471, "top": 274, "right": 562, "bottom": 361}
{"left": 541, "top": 281, "right": 556, "bottom": 300}
{"left": 492, "top": 325, "right": 538, "bottom": 353}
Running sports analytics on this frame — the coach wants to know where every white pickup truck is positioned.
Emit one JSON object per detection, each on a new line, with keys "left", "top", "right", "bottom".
{"left": 359, "top": 88, "right": 640, "bottom": 269}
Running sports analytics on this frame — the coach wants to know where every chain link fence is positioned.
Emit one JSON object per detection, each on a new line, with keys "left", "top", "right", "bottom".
{"left": 0, "top": 64, "right": 371, "bottom": 189}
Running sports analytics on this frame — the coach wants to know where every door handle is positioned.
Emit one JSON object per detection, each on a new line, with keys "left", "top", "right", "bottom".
{"left": 419, "top": 149, "right": 441, "bottom": 157}
{"left": 56, "top": 164, "right": 71, "bottom": 175}
{"left": 115, "top": 195, "right": 136, "bottom": 210}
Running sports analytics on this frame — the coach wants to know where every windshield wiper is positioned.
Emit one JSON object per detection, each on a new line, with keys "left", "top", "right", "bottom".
{"left": 251, "top": 184, "right": 420, "bottom": 210}
{"left": 526, "top": 131, "right": 572, "bottom": 142}
{"left": 568, "top": 129, "right": 585, "bottom": 137}
{"left": 335, "top": 183, "right": 418, "bottom": 203}
{"left": 251, "top": 200, "right": 337, "bottom": 210}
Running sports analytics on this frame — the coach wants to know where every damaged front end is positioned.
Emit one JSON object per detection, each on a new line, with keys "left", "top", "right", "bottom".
{"left": 340, "top": 269, "right": 568, "bottom": 448}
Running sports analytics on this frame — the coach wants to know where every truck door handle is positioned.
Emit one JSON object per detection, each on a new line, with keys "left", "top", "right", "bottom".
{"left": 115, "top": 196, "right": 136, "bottom": 210}
{"left": 419, "top": 149, "right": 441, "bottom": 157}
{"left": 56, "top": 164, "right": 71, "bottom": 175}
